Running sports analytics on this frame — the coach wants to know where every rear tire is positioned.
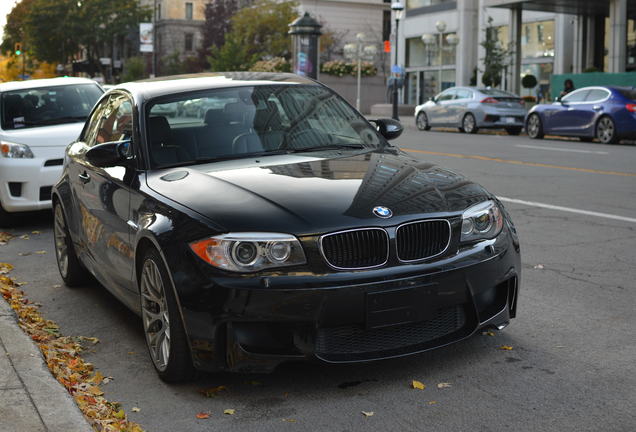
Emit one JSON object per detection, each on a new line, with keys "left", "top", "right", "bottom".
{"left": 140, "top": 248, "right": 194, "bottom": 383}
{"left": 462, "top": 113, "right": 478, "bottom": 134}
{"left": 505, "top": 127, "right": 522, "bottom": 136}
{"left": 596, "top": 116, "right": 619, "bottom": 144}
{"left": 416, "top": 112, "right": 431, "bottom": 131}
{"left": 53, "top": 202, "right": 89, "bottom": 287}
{"left": 526, "top": 113, "right": 544, "bottom": 139}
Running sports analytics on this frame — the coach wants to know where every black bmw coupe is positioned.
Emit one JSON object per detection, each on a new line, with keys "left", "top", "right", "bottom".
{"left": 52, "top": 72, "right": 520, "bottom": 382}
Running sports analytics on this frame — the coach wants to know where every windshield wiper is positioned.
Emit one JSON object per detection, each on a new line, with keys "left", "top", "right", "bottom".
{"left": 286, "top": 144, "right": 365, "bottom": 153}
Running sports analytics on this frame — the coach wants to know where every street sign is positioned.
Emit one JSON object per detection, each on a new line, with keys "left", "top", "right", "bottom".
{"left": 391, "top": 65, "right": 404, "bottom": 74}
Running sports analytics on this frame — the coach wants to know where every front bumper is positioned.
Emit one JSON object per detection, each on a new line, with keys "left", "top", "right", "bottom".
{"left": 0, "top": 147, "right": 64, "bottom": 213}
{"left": 177, "top": 224, "right": 521, "bottom": 373}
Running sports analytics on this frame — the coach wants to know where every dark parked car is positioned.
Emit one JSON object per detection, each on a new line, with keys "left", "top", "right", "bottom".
{"left": 526, "top": 86, "right": 636, "bottom": 143}
{"left": 53, "top": 72, "right": 520, "bottom": 382}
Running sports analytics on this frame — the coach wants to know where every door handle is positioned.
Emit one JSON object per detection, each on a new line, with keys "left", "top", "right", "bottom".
{"left": 78, "top": 171, "right": 91, "bottom": 184}
{"left": 593, "top": 105, "right": 602, "bottom": 111}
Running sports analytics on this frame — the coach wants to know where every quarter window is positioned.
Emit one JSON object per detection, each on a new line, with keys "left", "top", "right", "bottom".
{"left": 456, "top": 89, "right": 472, "bottom": 99}
{"left": 437, "top": 90, "right": 456, "bottom": 101}
{"left": 585, "top": 89, "right": 610, "bottom": 102}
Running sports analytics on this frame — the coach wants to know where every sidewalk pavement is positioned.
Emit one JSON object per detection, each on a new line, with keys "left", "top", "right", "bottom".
{"left": 0, "top": 298, "right": 92, "bottom": 432}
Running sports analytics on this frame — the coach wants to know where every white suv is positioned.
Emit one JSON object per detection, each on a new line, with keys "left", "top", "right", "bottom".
{"left": 0, "top": 77, "right": 103, "bottom": 226}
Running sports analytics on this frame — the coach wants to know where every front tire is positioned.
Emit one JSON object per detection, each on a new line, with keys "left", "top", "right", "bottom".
{"left": 596, "top": 116, "right": 619, "bottom": 144}
{"left": 416, "top": 112, "right": 430, "bottom": 131}
{"left": 462, "top": 113, "right": 478, "bottom": 134}
{"left": 526, "top": 113, "right": 544, "bottom": 139}
{"left": 53, "top": 202, "right": 89, "bottom": 287}
{"left": 140, "top": 248, "right": 194, "bottom": 383}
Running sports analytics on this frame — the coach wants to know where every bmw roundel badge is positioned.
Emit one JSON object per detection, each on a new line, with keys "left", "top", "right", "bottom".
{"left": 372, "top": 206, "right": 393, "bottom": 218}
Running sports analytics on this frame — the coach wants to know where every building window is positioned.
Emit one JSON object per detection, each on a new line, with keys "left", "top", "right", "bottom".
{"left": 406, "top": 33, "right": 457, "bottom": 67}
{"left": 185, "top": 33, "right": 193, "bottom": 51}
{"left": 157, "top": 3, "right": 161, "bottom": 20}
{"left": 406, "top": 0, "right": 452, "bottom": 11}
{"left": 185, "top": 2, "right": 193, "bottom": 20}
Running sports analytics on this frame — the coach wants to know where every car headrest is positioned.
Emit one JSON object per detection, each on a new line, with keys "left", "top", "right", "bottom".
{"left": 223, "top": 102, "right": 244, "bottom": 123}
{"left": 148, "top": 116, "right": 172, "bottom": 148}
{"left": 204, "top": 108, "right": 227, "bottom": 126}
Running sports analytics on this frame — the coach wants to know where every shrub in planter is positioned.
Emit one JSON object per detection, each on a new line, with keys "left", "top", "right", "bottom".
{"left": 320, "top": 60, "right": 377, "bottom": 77}
{"left": 249, "top": 57, "right": 291, "bottom": 72}
{"left": 521, "top": 74, "right": 538, "bottom": 89}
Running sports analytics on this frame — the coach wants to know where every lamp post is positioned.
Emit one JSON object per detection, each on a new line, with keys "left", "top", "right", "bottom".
{"left": 391, "top": 1, "right": 404, "bottom": 120}
{"left": 344, "top": 33, "right": 377, "bottom": 111}
{"left": 421, "top": 21, "right": 459, "bottom": 95}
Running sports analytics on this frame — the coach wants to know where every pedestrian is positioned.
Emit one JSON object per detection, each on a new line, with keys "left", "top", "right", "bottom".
{"left": 559, "top": 79, "right": 575, "bottom": 98}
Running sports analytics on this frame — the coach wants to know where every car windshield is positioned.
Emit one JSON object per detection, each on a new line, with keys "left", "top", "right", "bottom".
{"left": 479, "top": 88, "right": 518, "bottom": 98}
{"left": 146, "top": 84, "right": 384, "bottom": 168}
{"left": 1, "top": 83, "right": 103, "bottom": 130}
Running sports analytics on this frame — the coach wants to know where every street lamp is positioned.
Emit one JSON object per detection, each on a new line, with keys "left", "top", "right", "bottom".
{"left": 344, "top": 33, "right": 377, "bottom": 111}
{"left": 391, "top": 1, "right": 404, "bottom": 120}
{"left": 421, "top": 21, "right": 459, "bottom": 95}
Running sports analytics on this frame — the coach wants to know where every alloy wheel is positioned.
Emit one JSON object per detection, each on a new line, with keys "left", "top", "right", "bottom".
{"left": 527, "top": 114, "right": 542, "bottom": 138}
{"left": 416, "top": 112, "right": 429, "bottom": 131}
{"left": 53, "top": 205, "right": 69, "bottom": 278}
{"left": 597, "top": 117, "right": 616, "bottom": 144}
{"left": 141, "top": 259, "right": 171, "bottom": 372}
{"left": 463, "top": 114, "right": 476, "bottom": 134}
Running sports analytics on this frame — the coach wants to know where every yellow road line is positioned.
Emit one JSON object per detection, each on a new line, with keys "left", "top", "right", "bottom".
{"left": 403, "top": 148, "right": 636, "bottom": 178}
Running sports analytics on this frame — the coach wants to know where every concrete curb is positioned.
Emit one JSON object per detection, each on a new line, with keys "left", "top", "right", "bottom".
{"left": 0, "top": 299, "right": 93, "bottom": 432}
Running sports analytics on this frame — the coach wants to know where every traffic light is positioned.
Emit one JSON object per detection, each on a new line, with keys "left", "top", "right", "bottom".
{"left": 14, "top": 42, "right": 22, "bottom": 56}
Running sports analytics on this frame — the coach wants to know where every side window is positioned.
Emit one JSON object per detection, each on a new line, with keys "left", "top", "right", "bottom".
{"left": 456, "top": 89, "right": 472, "bottom": 99}
{"left": 85, "top": 95, "right": 133, "bottom": 147}
{"left": 562, "top": 90, "right": 590, "bottom": 103}
{"left": 82, "top": 99, "right": 110, "bottom": 146}
{"left": 438, "top": 90, "right": 456, "bottom": 102}
{"left": 585, "top": 89, "right": 610, "bottom": 102}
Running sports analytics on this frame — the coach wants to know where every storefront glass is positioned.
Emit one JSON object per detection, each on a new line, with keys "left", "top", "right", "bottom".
{"left": 406, "top": 0, "right": 453, "bottom": 11}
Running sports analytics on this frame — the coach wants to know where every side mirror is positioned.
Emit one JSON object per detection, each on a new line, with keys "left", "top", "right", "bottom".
{"left": 371, "top": 118, "right": 403, "bottom": 141}
{"left": 86, "top": 140, "right": 132, "bottom": 167}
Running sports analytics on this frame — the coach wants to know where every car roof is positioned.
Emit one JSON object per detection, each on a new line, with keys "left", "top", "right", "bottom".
{"left": 0, "top": 77, "right": 99, "bottom": 92}
{"left": 112, "top": 72, "right": 319, "bottom": 101}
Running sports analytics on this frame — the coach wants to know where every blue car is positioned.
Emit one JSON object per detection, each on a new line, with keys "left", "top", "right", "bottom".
{"left": 526, "top": 86, "right": 636, "bottom": 144}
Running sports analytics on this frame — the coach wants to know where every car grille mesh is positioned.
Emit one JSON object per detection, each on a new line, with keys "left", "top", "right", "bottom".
{"left": 321, "top": 229, "right": 388, "bottom": 269}
{"left": 396, "top": 220, "right": 451, "bottom": 261}
{"left": 315, "top": 305, "right": 466, "bottom": 356}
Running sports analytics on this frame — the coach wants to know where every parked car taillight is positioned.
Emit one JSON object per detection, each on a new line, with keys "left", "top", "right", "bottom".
{"left": 481, "top": 97, "right": 498, "bottom": 103}
{"left": 625, "top": 103, "right": 636, "bottom": 112}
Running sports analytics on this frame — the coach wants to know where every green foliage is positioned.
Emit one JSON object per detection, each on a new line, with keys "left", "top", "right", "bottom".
{"left": 249, "top": 57, "right": 291, "bottom": 72}
{"left": 121, "top": 56, "right": 146, "bottom": 82}
{"left": 480, "top": 16, "right": 510, "bottom": 88}
{"left": 320, "top": 60, "right": 377, "bottom": 77}
{"left": 583, "top": 67, "right": 601, "bottom": 73}
{"left": 1, "top": 0, "right": 35, "bottom": 54}
{"left": 160, "top": 52, "right": 183, "bottom": 76}
{"left": 521, "top": 74, "right": 538, "bottom": 88}
{"left": 208, "top": 0, "right": 297, "bottom": 71}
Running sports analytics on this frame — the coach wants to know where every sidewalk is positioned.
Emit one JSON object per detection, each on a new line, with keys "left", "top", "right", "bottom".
{"left": 0, "top": 299, "right": 92, "bottom": 432}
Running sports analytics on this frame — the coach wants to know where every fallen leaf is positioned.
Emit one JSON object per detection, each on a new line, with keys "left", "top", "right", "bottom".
{"left": 533, "top": 264, "right": 544, "bottom": 269}
{"left": 87, "top": 386, "right": 104, "bottom": 396}
{"left": 499, "top": 345, "right": 513, "bottom": 351}
{"left": 31, "top": 231, "right": 41, "bottom": 235}
{"left": 34, "top": 250, "right": 47, "bottom": 255}
{"left": 131, "top": 407, "right": 140, "bottom": 412}
{"left": 79, "top": 336, "right": 100, "bottom": 345}
{"left": 199, "top": 385, "right": 227, "bottom": 397}
{"left": 224, "top": 409, "right": 235, "bottom": 415}
{"left": 361, "top": 411, "right": 374, "bottom": 417}
{"left": 195, "top": 412, "right": 210, "bottom": 419}
{"left": 20, "top": 234, "right": 29, "bottom": 240}
{"left": 102, "top": 376, "right": 114, "bottom": 384}
{"left": 0, "top": 232, "right": 13, "bottom": 244}
{"left": 18, "top": 252, "right": 32, "bottom": 256}
{"left": 53, "top": 284, "right": 61, "bottom": 288}
{"left": 482, "top": 330, "right": 496, "bottom": 336}
{"left": 113, "top": 410, "right": 126, "bottom": 419}
{"left": 127, "top": 351, "right": 136, "bottom": 355}
{"left": 427, "top": 401, "right": 437, "bottom": 405}
{"left": 437, "top": 382, "right": 452, "bottom": 389}
{"left": 411, "top": 380, "right": 425, "bottom": 390}
{"left": 282, "top": 418, "right": 297, "bottom": 423}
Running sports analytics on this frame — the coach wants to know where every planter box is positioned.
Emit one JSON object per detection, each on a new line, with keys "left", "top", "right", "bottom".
{"left": 317, "top": 74, "right": 387, "bottom": 114}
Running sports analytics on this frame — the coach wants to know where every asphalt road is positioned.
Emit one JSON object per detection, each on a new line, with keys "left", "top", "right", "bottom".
{"left": 2, "top": 126, "right": 636, "bottom": 432}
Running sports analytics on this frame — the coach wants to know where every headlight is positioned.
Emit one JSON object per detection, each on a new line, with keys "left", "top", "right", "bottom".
{"left": 189, "top": 233, "right": 306, "bottom": 272}
{"left": 0, "top": 141, "right": 34, "bottom": 158}
{"left": 460, "top": 200, "right": 504, "bottom": 243}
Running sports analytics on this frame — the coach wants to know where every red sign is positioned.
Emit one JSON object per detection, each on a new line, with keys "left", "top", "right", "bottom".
{"left": 383, "top": 40, "right": 391, "bottom": 53}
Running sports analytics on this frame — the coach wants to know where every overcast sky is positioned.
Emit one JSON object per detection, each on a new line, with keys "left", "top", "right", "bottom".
{"left": 0, "top": 0, "right": 19, "bottom": 42}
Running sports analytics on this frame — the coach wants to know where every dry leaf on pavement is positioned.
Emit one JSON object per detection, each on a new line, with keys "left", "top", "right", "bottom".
{"left": 196, "top": 412, "right": 210, "bottom": 419}
{"left": 499, "top": 345, "right": 513, "bottom": 350}
{"left": 224, "top": 409, "right": 235, "bottom": 415}
{"left": 282, "top": 418, "right": 297, "bottom": 423}
{"left": 132, "top": 407, "right": 141, "bottom": 412}
{"left": 34, "top": 250, "right": 47, "bottom": 255}
{"left": 0, "top": 232, "right": 13, "bottom": 245}
{"left": 411, "top": 380, "right": 425, "bottom": 390}
{"left": 362, "top": 411, "right": 374, "bottom": 417}
{"left": 437, "top": 382, "right": 452, "bottom": 389}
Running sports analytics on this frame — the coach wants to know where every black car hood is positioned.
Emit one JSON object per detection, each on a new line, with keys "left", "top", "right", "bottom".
{"left": 145, "top": 150, "right": 491, "bottom": 235}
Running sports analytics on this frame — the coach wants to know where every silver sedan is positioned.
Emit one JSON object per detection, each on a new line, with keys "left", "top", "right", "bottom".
{"left": 415, "top": 87, "right": 527, "bottom": 135}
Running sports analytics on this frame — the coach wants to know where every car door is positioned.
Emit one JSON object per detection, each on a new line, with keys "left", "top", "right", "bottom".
{"left": 447, "top": 89, "right": 472, "bottom": 126}
{"left": 547, "top": 89, "right": 591, "bottom": 133}
{"left": 428, "top": 89, "right": 456, "bottom": 125}
{"left": 73, "top": 92, "right": 136, "bottom": 296}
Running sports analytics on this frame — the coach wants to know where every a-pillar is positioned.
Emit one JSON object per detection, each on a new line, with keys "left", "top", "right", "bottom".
{"left": 608, "top": 0, "right": 627, "bottom": 73}
{"left": 456, "top": 0, "right": 479, "bottom": 86}
{"left": 508, "top": 6, "right": 522, "bottom": 95}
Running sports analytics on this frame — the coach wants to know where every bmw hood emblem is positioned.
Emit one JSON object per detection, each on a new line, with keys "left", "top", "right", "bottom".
{"left": 373, "top": 206, "right": 393, "bottom": 218}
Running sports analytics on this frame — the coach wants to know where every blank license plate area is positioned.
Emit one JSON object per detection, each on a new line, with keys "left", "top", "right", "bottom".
{"left": 503, "top": 117, "right": 515, "bottom": 123}
{"left": 366, "top": 285, "right": 437, "bottom": 330}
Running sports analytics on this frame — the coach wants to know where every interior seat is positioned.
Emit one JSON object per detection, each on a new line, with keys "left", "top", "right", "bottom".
{"left": 148, "top": 116, "right": 192, "bottom": 166}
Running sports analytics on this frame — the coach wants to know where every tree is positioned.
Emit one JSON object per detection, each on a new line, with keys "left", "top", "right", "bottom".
{"left": 121, "top": 56, "right": 145, "bottom": 82}
{"left": 480, "top": 16, "right": 510, "bottom": 87}
{"left": 1, "top": 0, "right": 36, "bottom": 54}
{"left": 208, "top": 0, "right": 297, "bottom": 71}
